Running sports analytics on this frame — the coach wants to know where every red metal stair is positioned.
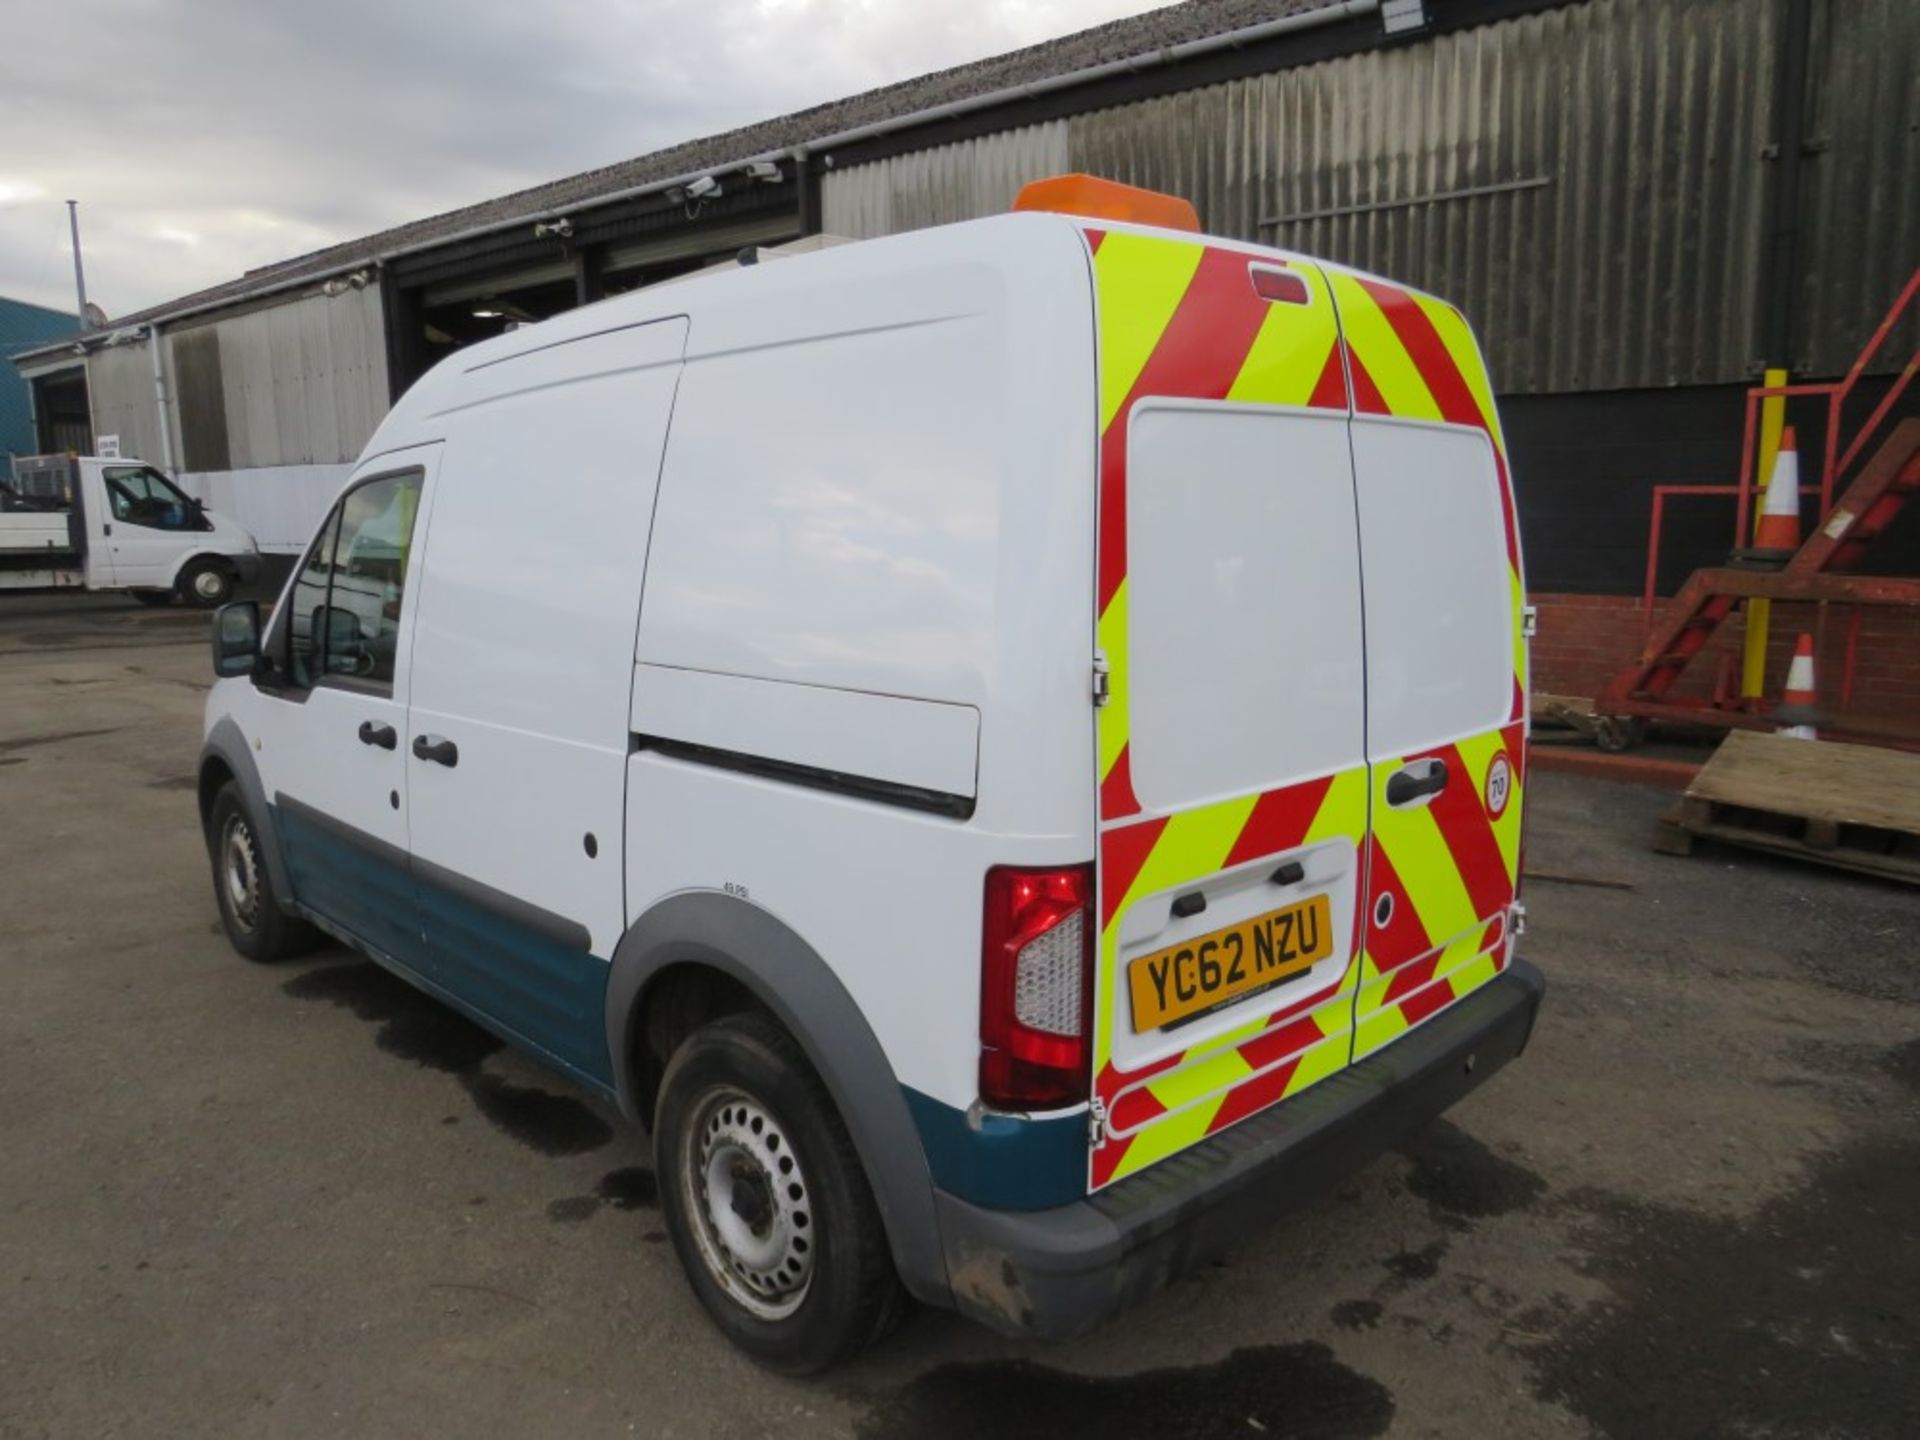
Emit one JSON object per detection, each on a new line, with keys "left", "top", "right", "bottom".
{"left": 1596, "top": 422, "right": 1920, "bottom": 749}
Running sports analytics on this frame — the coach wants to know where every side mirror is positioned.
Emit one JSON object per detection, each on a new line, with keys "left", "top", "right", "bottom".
{"left": 211, "top": 601, "right": 261, "bottom": 678}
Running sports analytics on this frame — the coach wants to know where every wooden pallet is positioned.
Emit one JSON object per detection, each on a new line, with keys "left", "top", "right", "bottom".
{"left": 1654, "top": 730, "right": 1920, "bottom": 884}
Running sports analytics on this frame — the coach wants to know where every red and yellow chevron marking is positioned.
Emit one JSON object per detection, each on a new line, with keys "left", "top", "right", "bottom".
{"left": 1082, "top": 233, "right": 1530, "bottom": 1189}
{"left": 1352, "top": 722, "right": 1526, "bottom": 1059}
{"left": 1091, "top": 765, "right": 1369, "bottom": 1189}
{"left": 1085, "top": 227, "right": 1348, "bottom": 823}
{"left": 1323, "top": 265, "right": 1530, "bottom": 1050}
{"left": 1326, "top": 269, "right": 1529, "bottom": 723}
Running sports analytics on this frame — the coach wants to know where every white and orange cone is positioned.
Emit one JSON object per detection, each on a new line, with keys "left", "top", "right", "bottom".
{"left": 1753, "top": 427, "right": 1804, "bottom": 556}
{"left": 1774, "top": 632, "right": 1822, "bottom": 739}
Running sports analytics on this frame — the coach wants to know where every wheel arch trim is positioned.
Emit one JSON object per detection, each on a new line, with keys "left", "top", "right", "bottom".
{"left": 604, "top": 890, "right": 953, "bottom": 1308}
{"left": 200, "top": 717, "right": 294, "bottom": 907}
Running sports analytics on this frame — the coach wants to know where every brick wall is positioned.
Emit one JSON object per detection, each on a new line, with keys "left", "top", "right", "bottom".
{"left": 1529, "top": 591, "right": 1920, "bottom": 720}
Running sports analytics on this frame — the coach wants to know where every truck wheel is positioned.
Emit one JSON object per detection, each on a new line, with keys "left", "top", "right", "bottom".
{"left": 178, "top": 557, "right": 236, "bottom": 608}
{"left": 655, "top": 1012, "right": 904, "bottom": 1373}
{"left": 132, "top": 590, "right": 176, "bottom": 607}
{"left": 207, "top": 782, "right": 317, "bottom": 962}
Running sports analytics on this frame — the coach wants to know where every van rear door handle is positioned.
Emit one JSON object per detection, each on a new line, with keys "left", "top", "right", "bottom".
{"left": 357, "top": 721, "right": 397, "bottom": 750}
{"left": 411, "top": 734, "right": 458, "bottom": 768}
{"left": 1385, "top": 757, "right": 1449, "bottom": 808}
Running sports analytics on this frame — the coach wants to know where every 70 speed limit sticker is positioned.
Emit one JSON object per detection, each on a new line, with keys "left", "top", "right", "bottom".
{"left": 1484, "top": 753, "right": 1513, "bottom": 820}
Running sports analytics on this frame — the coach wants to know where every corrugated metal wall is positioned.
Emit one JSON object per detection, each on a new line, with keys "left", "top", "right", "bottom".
{"left": 181, "top": 284, "right": 389, "bottom": 468}
{"left": 822, "top": 121, "right": 1070, "bottom": 238}
{"left": 70, "top": 0, "right": 1915, "bottom": 477}
{"left": 83, "top": 341, "right": 167, "bottom": 464}
{"left": 1069, "top": 0, "right": 1786, "bottom": 393}
{"left": 1797, "top": 0, "right": 1920, "bottom": 378}
{"left": 819, "top": 0, "right": 1911, "bottom": 393}
{"left": 80, "top": 284, "right": 388, "bottom": 473}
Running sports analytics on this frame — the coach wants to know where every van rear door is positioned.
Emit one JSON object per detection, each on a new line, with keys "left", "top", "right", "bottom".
{"left": 1084, "top": 228, "right": 1366, "bottom": 1191}
{"left": 1324, "top": 271, "right": 1528, "bottom": 1061}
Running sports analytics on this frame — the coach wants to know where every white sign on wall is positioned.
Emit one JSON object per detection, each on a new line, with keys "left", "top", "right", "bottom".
{"left": 96, "top": 434, "right": 120, "bottom": 458}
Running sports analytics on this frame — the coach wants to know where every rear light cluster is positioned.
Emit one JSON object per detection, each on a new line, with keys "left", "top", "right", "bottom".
{"left": 979, "top": 864, "right": 1094, "bottom": 1111}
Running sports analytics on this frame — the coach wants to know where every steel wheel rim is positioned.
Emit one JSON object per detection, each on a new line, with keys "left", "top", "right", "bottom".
{"left": 221, "top": 814, "right": 261, "bottom": 932}
{"left": 680, "top": 1085, "right": 814, "bottom": 1320}
{"left": 193, "top": 569, "right": 225, "bottom": 601}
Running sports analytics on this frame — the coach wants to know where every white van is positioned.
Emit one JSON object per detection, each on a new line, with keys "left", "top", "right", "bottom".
{"left": 199, "top": 178, "right": 1543, "bottom": 1372}
{"left": 3, "top": 453, "right": 261, "bottom": 605}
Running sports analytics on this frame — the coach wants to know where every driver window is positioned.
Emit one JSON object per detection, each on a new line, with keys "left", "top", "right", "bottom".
{"left": 104, "top": 466, "right": 194, "bottom": 530}
{"left": 286, "top": 509, "right": 341, "bottom": 690}
{"left": 281, "top": 471, "right": 422, "bottom": 695}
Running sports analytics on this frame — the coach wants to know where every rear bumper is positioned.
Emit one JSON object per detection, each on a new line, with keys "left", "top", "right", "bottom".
{"left": 933, "top": 959, "right": 1544, "bottom": 1339}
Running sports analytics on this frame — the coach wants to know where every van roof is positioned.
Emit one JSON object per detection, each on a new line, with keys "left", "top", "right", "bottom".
{"left": 364, "top": 209, "right": 1463, "bottom": 459}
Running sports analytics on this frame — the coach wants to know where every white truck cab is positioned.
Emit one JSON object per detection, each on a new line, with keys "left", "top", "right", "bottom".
{"left": 197, "top": 177, "right": 1543, "bottom": 1372}
{"left": 2, "top": 453, "right": 261, "bottom": 606}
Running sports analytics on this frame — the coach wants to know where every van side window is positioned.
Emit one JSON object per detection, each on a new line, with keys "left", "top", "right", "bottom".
{"left": 281, "top": 471, "right": 423, "bottom": 695}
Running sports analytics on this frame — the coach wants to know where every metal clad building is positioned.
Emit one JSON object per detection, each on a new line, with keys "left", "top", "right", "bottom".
{"left": 1, "top": 295, "right": 80, "bottom": 459}
{"left": 1069, "top": 0, "right": 1783, "bottom": 393}
{"left": 12, "top": 0, "right": 1917, "bottom": 586}
{"left": 823, "top": 122, "right": 1073, "bottom": 238}
{"left": 1798, "top": 0, "right": 1920, "bottom": 378}
{"left": 175, "top": 284, "right": 389, "bottom": 471}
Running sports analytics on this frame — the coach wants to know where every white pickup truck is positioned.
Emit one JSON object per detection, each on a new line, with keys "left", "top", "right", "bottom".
{"left": 2, "top": 454, "right": 262, "bottom": 606}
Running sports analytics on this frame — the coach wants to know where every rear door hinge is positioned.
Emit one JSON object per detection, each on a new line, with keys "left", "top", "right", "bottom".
{"left": 1510, "top": 900, "right": 1528, "bottom": 940}
{"left": 1092, "top": 652, "right": 1112, "bottom": 707}
{"left": 1522, "top": 604, "right": 1539, "bottom": 640}
{"left": 1088, "top": 1096, "right": 1110, "bottom": 1145}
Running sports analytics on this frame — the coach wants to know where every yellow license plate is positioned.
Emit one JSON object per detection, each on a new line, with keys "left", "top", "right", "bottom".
{"left": 1128, "top": 894, "right": 1334, "bottom": 1033}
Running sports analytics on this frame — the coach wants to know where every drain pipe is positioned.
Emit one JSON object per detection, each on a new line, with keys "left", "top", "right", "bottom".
{"left": 1760, "top": 0, "right": 1814, "bottom": 366}
{"left": 146, "top": 324, "right": 177, "bottom": 473}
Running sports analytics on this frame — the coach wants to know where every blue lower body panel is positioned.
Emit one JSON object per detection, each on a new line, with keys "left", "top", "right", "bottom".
{"left": 270, "top": 798, "right": 614, "bottom": 1093}
{"left": 903, "top": 1088, "right": 1087, "bottom": 1211}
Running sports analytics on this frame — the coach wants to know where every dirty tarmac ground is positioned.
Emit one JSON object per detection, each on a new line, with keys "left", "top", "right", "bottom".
{"left": 1, "top": 595, "right": 1915, "bottom": 1439}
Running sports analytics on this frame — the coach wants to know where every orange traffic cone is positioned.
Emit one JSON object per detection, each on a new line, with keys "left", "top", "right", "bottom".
{"left": 1774, "top": 632, "right": 1821, "bottom": 739}
{"left": 1752, "top": 427, "right": 1803, "bottom": 556}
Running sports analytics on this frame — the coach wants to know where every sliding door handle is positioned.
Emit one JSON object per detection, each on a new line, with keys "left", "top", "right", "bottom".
{"left": 1385, "top": 757, "right": 1449, "bottom": 808}
{"left": 411, "top": 734, "right": 458, "bottom": 768}
{"left": 357, "top": 721, "right": 397, "bottom": 750}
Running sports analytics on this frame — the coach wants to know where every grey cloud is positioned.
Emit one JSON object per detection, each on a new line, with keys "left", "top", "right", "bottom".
{"left": 0, "top": 0, "right": 1168, "bottom": 316}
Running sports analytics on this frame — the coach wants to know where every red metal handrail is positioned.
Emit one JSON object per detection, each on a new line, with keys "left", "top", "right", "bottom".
{"left": 1637, "top": 265, "right": 1920, "bottom": 642}
{"left": 1733, "top": 265, "right": 1920, "bottom": 541}
{"left": 1643, "top": 484, "right": 1742, "bottom": 635}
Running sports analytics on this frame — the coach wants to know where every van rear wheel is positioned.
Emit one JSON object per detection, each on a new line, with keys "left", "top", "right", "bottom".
{"left": 207, "top": 782, "right": 317, "bottom": 962}
{"left": 654, "top": 1012, "right": 903, "bottom": 1373}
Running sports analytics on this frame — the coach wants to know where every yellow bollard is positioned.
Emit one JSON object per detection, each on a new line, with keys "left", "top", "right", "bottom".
{"left": 1741, "top": 368, "right": 1788, "bottom": 699}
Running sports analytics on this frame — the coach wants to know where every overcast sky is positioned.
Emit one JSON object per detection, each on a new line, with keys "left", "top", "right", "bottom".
{"left": 0, "top": 0, "right": 1172, "bottom": 319}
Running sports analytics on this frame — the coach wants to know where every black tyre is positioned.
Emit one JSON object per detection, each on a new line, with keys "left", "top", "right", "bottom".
{"left": 655, "top": 1012, "right": 904, "bottom": 1373}
{"left": 206, "top": 782, "right": 317, "bottom": 962}
{"left": 132, "top": 589, "right": 176, "bottom": 607}
{"left": 178, "top": 557, "right": 235, "bottom": 609}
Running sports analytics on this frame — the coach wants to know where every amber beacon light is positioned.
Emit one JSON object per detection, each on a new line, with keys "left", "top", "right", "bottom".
{"left": 1012, "top": 174, "right": 1201, "bottom": 232}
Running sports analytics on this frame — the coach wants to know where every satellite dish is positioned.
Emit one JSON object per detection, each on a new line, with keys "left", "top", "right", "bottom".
{"left": 82, "top": 302, "right": 109, "bottom": 329}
